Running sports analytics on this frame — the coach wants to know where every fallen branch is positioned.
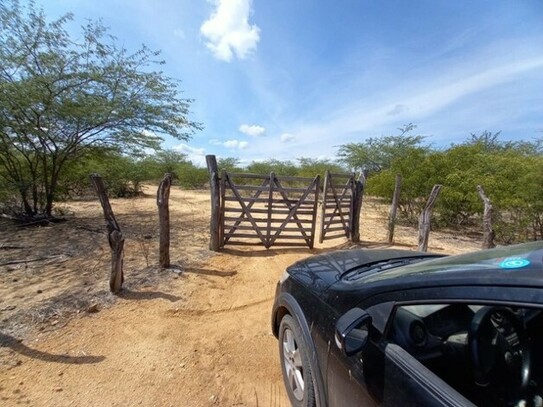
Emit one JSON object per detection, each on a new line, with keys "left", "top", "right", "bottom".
{"left": 0, "top": 245, "right": 28, "bottom": 250}
{"left": 16, "top": 219, "right": 52, "bottom": 228}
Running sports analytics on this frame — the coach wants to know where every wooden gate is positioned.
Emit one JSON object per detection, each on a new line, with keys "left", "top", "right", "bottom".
{"left": 319, "top": 171, "right": 357, "bottom": 243}
{"left": 220, "top": 172, "right": 320, "bottom": 249}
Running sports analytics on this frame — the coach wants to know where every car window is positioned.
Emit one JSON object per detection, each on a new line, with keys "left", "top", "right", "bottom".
{"left": 387, "top": 303, "right": 543, "bottom": 407}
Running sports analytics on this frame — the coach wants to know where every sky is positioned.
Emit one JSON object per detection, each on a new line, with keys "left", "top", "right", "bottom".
{"left": 43, "top": 0, "right": 543, "bottom": 167}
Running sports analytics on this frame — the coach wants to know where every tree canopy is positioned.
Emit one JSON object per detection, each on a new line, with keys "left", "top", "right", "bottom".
{"left": 355, "top": 130, "right": 543, "bottom": 243}
{"left": 0, "top": 0, "right": 201, "bottom": 216}
{"left": 337, "top": 123, "right": 427, "bottom": 173}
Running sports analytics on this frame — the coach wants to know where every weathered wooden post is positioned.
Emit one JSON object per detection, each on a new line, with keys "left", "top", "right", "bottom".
{"left": 266, "top": 172, "right": 275, "bottom": 249}
{"left": 386, "top": 174, "right": 402, "bottom": 243}
{"left": 359, "top": 169, "right": 369, "bottom": 188}
{"left": 309, "top": 175, "right": 321, "bottom": 249}
{"left": 89, "top": 174, "right": 124, "bottom": 293}
{"left": 417, "top": 184, "right": 442, "bottom": 252}
{"left": 477, "top": 185, "right": 495, "bottom": 249}
{"left": 206, "top": 155, "right": 221, "bottom": 252}
{"left": 319, "top": 171, "right": 330, "bottom": 244}
{"left": 350, "top": 178, "right": 364, "bottom": 243}
{"left": 157, "top": 173, "right": 172, "bottom": 268}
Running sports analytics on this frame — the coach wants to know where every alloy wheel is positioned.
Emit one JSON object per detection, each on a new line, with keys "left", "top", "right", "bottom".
{"left": 282, "top": 327, "right": 305, "bottom": 401}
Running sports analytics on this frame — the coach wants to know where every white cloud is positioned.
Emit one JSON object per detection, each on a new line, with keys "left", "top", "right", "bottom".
{"left": 223, "top": 140, "right": 239, "bottom": 148}
{"left": 280, "top": 133, "right": 295, "bottom": 142}
{"left": 294, "top": 55, "right": 543, "bottom": 144}
{"left": 200, "top": 0, "right": 260, "bottom": 62}
{"left": 223, "top": 139, "right": 249, "bottom": 149}
{"left": 239, "top": 124, "right": 265, "bottom": 137}
{"left": 238, "top": 53, "right": 543, "bottom": 162}
{"left": 172, "top": 143, "right": 207, "bottom": 167}
{"left": 210, "top": 139, "right": 249, "bottom": 149}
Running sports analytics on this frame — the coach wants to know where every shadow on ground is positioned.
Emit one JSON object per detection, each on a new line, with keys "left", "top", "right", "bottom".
{"left": 182, "top": 267, "right": 237, "bottom": 277}
{"left": 117, "top": 289, "right": 182, "bottom": 302}
{"left": 0, "top": 332, "right": 105, "bottom": 364}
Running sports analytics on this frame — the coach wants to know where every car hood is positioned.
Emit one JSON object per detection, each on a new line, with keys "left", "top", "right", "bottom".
{"left": 286, "top": 248, "right": 442, "bottom": 293}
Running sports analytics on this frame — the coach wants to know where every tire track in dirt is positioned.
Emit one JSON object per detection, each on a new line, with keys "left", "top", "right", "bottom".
{"left": 164, "top": 297, "right": 274, "bottom": 317}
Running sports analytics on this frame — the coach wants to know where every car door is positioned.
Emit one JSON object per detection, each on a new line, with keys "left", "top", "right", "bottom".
{"left": 327, "top": 325, "right": 477, "bottom": 407}
{"left": 326, "top": 339, "right": 380, "bottom": 407}
{"left": 326, "top": 302, "right": 476, "bottom": 407}
{"left": 382, "top": 343, "right": 475, "bottom": 407}
{"left": 325, "top": 307, "right": 382, "bottom": 407}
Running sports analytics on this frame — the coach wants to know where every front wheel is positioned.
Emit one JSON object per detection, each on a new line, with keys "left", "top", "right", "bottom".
{"left": 279, "top": 314, "right": 316, "bottom": 407}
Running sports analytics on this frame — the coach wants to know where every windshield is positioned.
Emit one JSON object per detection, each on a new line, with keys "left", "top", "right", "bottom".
{"left": 362, "top": 241, "right": 543, "bottom": 283}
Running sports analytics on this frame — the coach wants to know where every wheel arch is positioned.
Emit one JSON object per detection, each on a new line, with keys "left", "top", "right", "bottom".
{"left": 273, "top": 291, "right": 327, "bottom": 407}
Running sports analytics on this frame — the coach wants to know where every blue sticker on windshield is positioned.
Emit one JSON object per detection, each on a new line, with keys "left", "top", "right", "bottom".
{"left": 499, "top": 257, "right": 531, "bottom": 269}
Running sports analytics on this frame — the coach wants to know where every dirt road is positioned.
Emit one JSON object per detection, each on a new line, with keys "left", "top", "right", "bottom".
{"left": 0, "top": 187, "right": 480, "bottom": 406}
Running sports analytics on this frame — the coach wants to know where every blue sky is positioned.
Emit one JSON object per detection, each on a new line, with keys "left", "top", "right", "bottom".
{"left": 44, "top": 0, "right": 543, "bottom": 166}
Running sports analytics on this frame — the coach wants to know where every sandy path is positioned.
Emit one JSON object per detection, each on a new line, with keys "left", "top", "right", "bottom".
{"left": 0, "top": 188, "right": 481, "bottom": 406}
{"left": 0, "top": 246, "right": 309, "bottom": 406}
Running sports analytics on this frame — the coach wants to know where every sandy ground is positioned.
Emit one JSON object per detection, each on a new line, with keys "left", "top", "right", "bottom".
{"left": 0, "top": 187, "right": 482, "bottom": 406}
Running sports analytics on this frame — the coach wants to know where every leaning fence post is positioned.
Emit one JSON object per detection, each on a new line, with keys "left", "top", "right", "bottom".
{"left": 359, "top": 169, "right": 369, "bottom": 188}
{"left": 89, "top": 173, "right": 124, "bottom": 293}
{"left": 350, "top": 178, "right": 363, "bottom": 243}
{"left": 386, "top": 174, "right": 402, "bottom": 243}
{"left": 417, "top": 184, "right": 442, "bottom": 252}
{"left": 157, "top": 173, "right": 172, "bottom": 268}
{"left": 476, "top": 185, "right": 495, "bottom": 249}
{"left": 206, "top": 155, "right": 221, "bottom": 252}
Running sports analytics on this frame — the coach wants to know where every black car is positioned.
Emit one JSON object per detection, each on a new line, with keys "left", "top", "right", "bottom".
{"left": 271, "top": 242, "right": 543, "bottom": 407}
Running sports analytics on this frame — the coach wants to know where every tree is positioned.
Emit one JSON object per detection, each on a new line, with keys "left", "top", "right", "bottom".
{"left": 140, "top": 149, "right": 190, "bottom": 180}
{"left": 217, "top": 157, "right": 241, "bottom": 172}
{"left": 0, "top": 0, "right": 201, "bottom": 217}
{"left": 337, "top": 124, "right": 427, "bottom": 173}
{"left": 366, "top": 147, "right": 435, "bottom": 223}
{"left": 246, "top": 159, "right": 298, "bottom": 176}
{"left": 296, "top": 157, "right": 346, "bottom": 178}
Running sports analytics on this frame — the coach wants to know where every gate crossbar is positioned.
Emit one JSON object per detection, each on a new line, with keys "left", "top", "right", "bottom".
{"left": 220, "top": 172, "right": 320, "bottom": 248}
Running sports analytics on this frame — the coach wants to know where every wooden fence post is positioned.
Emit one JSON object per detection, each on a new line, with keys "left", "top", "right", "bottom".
{"left": 206, "top": 155, "right": 221, "bottom": 252}
{"left": 477, "top": 185, "right": 495, "bottom": 249}
{"left": 386, "top": 174, "right": 402, "bottom": 243}
{"left": 350, "top": 179, "right": 363, "bottom": 243}
{"left": 309, "top": 175, "right": 321, "bottom": 249}
{"left": 89, "top": 174, "right": 124, "bottom": 293}
{"left": 319, "top": 171, "right": 330, "bottom": 244}
{"left": 417, "top": 184, "right": 442, "bottom": 252}
{"left": 266, "top": 172, "right": 275, "bottom": 249}
{"left": 157, "top": 173, "right": 172, "bottom": 268}
{"left": 359, "top": 169, "right": 369, "bottom": 188}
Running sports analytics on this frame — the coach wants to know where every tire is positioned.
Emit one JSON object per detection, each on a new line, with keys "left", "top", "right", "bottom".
{"left": 279, "top": 314, "right": 316, "bottom": 407}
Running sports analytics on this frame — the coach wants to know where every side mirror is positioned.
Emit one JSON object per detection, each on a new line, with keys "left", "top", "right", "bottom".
{"left": 335, "top": 308, "right": 372, "bottom": 356}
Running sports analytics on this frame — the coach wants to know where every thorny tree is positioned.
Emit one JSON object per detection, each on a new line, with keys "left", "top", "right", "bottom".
{"left": 0, "top": 0, "right": 201, "bottom": 218}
